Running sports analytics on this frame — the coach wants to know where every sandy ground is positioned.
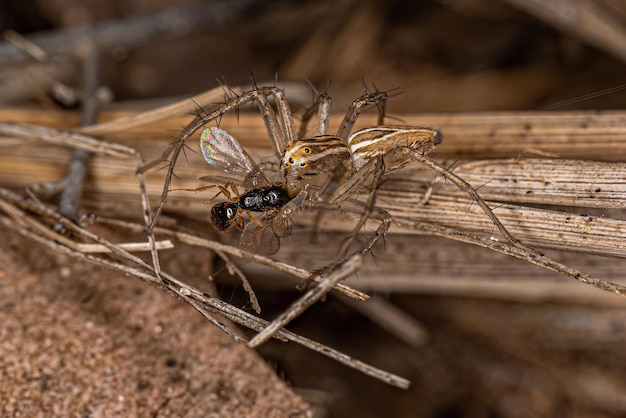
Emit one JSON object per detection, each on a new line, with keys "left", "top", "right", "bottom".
{"left": 0, "top": 229, "right": 311, "bottom": 417}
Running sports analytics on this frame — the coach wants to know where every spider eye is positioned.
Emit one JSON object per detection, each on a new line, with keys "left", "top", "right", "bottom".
{"left": 289, "top": 158, "right": 294, "bottom": 164}
{"left": 300, "top": 162, "right": 306, "bottom": 167}
{"left": 304, "top": 147, "right": 310, "bottom": 154}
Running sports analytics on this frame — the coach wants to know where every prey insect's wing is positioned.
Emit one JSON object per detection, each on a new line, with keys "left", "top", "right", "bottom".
{"left": 240, "top": 218, "right": 281, "bottom": 262}
{"left": 198, "top": 174, "right": 247, "bottom": 186}
{"left": 199, "top": 126, "right": 270, "bottom": 187}
{"left": 200, "top": 126, "right": 257, "bottom": 174}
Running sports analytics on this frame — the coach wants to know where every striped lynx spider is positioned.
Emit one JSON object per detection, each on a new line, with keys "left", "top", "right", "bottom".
{"left": 143, "top": 83, "right": 526, "bottom": 270}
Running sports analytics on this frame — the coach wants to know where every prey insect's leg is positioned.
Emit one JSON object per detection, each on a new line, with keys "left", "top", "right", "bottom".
{"left": 171, "top": 185, "right": 216, "bottom": 193}
{"left": 244, "top": 210, "right": 264, "bottom": 227}
{"left": 224, "top": 183, "right": 239, "bottom": 199}
{"left": 171, "top": 182, "right": 239, "bottom": 204}
{"left": 213, "top": 183, "right": 240, "bottom": 204}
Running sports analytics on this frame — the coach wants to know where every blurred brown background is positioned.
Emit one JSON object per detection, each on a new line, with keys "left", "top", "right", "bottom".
{"left": 3, "top": 0, "right": 626, "bottom": 111}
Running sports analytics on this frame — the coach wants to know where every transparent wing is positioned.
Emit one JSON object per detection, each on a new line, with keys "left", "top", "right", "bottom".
{"left": 200, "top": 127, "right": 257, "bottom": 175}
{"left": 240, "top": 220, "right": 280, "bottom": 262}
{"left": 198, "top": 174, "right": 247, "bottom": 186}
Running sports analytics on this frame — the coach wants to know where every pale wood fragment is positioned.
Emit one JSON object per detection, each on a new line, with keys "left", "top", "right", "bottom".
{"left": 2, "top": 106, "right": 626, "bottom": 302}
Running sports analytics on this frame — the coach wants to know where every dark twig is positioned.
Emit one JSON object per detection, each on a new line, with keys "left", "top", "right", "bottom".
{"left": 58, "top": 43, "right": 101, "bottom": 223}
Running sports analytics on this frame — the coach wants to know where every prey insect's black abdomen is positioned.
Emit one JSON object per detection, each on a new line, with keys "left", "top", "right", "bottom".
{"left": 239, "top": 186, "right": 291, "bottom": 212}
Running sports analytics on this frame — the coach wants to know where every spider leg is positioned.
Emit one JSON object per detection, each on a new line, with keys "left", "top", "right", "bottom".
{"left": 305, "top": 149, "right": 380, "bottom": 245}
{"left": 325, "top": 157, "right": 390, "bottom": 271}
{"left": 298, "top": 195, "right": 390, "bottom": 284}
{"left": 316, "top": 93, "right": 333, "bottom": 136}
{"left": 272, "top": 87, "right": 298, "bottom": 146}
{"left": 412, "top": 152, "right": 525, "bottom": 248}
{"left": 304, "top": 86, "right": 388, "bottom": 245}
{"left": 252, "top": 91, "right": 290, "bottom": 158}
{"left": 298, "top": 92, "right": 334, "bottom": 138}
{"left": 297, "top": 95, "right": 319, "bottom": 138}
{"left": 336, "top": 89, "right": 389, "bottom": 141}
{"left": 339, "top": 198, "right": 392, "bottom": 259}
{"left": 326, "top": 158, "right": 380, "bottom": 204}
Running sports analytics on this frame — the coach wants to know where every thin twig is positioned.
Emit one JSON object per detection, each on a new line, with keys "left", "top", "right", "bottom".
{"left": 248, "top": 254, "right": 363, "bottom": 347}
{"left": 398, "top": 218, "right": 626, "bottom": 296}
{"left": 0, "top": 197, "right": 172, "bottom": 253}
{"left": 98, "top": 217, "right": 370, "bottom": 301}
{"left": 77, "top": 86, "right": 242, "bottom": 137}
{"left": 0, "top": 188, "right": 410, "bottom": 389}
{"left": 216, "top": 249, "right": 261, "bottom": 314}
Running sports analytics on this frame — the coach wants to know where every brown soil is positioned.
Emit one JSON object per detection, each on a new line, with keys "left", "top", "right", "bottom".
{"left": 0, "top": 229, "right": 310, "bottom": 417}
